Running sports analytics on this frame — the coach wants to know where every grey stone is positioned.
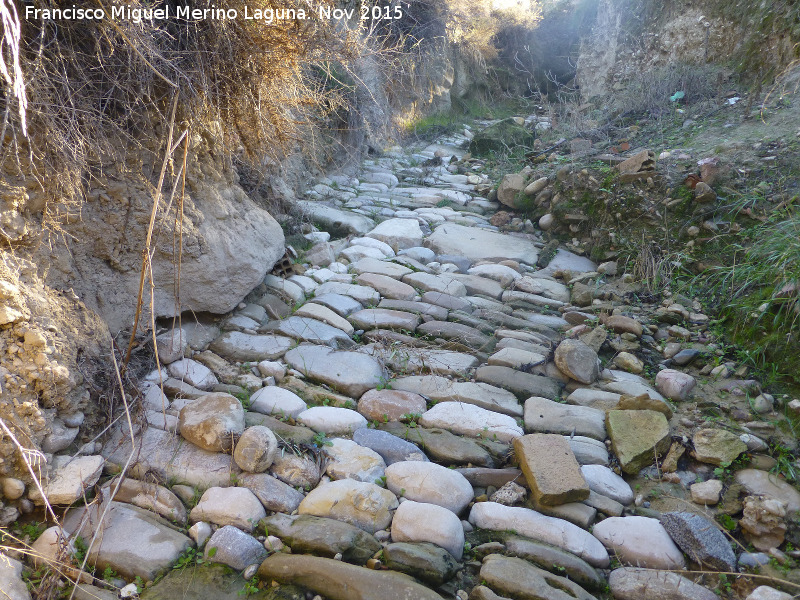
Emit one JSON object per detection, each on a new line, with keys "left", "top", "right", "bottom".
{"left": 468, "top": 502, "right": 609, "bottom": 567}
{"left": 315, "top": 281, "right": 381, "bottom": 305}
{"left": 349, "top": 308, "right": 420, "bottom": 331}
{"left": 377, "top": 299, "right": 448, "bottom": 320}
{"left": 404, "top": 272, "right": 468, "bottom": 296}
{"left": 592, "top": 516, "right": 685, "bottom": 570}
{"left": 420, "top": 402, "right": 523, "bottom": 443}
{"left": 524, "top": 396, "right": 605, "bottom": 440}
{"left": 476, "top": 365, "right": 561, "bottom": 400}
{"left": 262, "top": 513, "right": 381, "bottom": 565}
{"left": 383, "top": 542, "right": 459, "bottom": 585}
{"left": 609, "top": 567, "right": 718, "bottom": 600}
{"left": 298, "top": 479, "right": 398, "bottom": 533}
{"left": 102, "top": 426, "right": 237, "bottom": 489}
{"left": 385, "top": 461, "right": 473, "bottom": 514}
{"left": 263, "top": 316, "right": 354, "bottom": 349}
{"left": 0, "top": 552, "right": 30, "bottom": 600}
{"left": 394, "top": 375, "right": 522, "bottom": 417}
{"left": 380, "top": 422, "right": 495, "bottom": 467}
{"left": 297, "top": 200, "right": 375, "bottom": 235}
{"left": 504, "top": 536, "right": 603, "bottom": 590}
{"left": 421, "top": 291, "right": 471, "bottom": 311}
{"left": 31, "top": 455, "right": 104, "bottom": 506}
{"left": 351, "top": 257, "right": 413, "bottom": 277}
{"left": 479, "top": 554, "right": 596, "bottom": 600}
{"left": 391, "top": 500, "right": 465, "bottom": 559}
{"left": 258, "top": 553, "right": 443, "bottom": 600}
{"left": 205, "top": 525, "right": 267, "bottom": 571}
{"left": 660, "top": 512, "right": 737, "bottom": 571}
{"left": 313, "top": 293, "right": 363, "bottom": 316}
{"left": 426, "top": 223, "right": 539, "bottom": 265}
{"left": 285, "top": 344, "right": 386, "bottom": 398}
{"left": 63, "top": 501, "right": 192, "bottom": 581}
{"left": 238, "top": 473, "right": 305, "bottom": 514}
{"left": 352, "top": 428, "right": 428, "bottom": 465}
{"left": 189, "top": 487, "right": 266, "bottom": 532}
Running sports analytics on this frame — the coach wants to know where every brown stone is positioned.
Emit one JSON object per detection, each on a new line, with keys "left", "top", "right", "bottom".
{"left": 603, "top": 315, "right": 643, "bottom": 337}
{"left": 660, "top": 441, "right": 686, "bottom": 473}
{"left": 357, "top": 389, "right": 428, "bottom": 422}
{"left": 617, "top": 393, "right": 673, "bottom": 418}
{"left": 513, "top": 434, "right": 589, "bottom": 506}
{"left": 617, "top": 150, "right": 655, "bottom": 175}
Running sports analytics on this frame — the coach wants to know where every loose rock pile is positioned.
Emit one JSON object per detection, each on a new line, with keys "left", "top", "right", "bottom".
{"left": 2, "top": 124, "right": 799, "bottom": 600}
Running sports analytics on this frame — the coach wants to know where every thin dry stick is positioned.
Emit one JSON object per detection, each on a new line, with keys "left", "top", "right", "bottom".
{"left": 67, "top": 343, "right": 138, "bottom": 600}
{"left": 122, "top": 94, "right": 180, "bottom": 374}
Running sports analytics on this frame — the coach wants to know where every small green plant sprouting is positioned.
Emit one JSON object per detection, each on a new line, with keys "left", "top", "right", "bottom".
{"left": 134, "top": 576, "right": 146, "bottom": 594}
{"left": 101, "top": 566, "right": 118, "bottom": 582}
{"left": 312, "top": 431, "right": 332, "bottom": 447}
{"left": 375, "top": 475, "right": 387, "bottom": 487}
{"left": 400, "top": 413, "right": 421, "bottom": 424}
{"left": 239, "top": 576, "right": 260, "bottom": 597}
{"left": 376, "top": 376, "right": 393, "bottom": 390}
{"left": 717, "top": 514, "right": 738, "bottom": 531}
{"left": 234, "top": 391, "right": 252, "bottom": 410}
{"left": 173, "top": 547, "right": 215, "bottom": 572}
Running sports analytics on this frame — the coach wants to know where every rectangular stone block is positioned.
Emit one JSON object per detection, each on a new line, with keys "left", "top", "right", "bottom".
{"left": 513, "top": 434, "right": 589, "bottom": 506}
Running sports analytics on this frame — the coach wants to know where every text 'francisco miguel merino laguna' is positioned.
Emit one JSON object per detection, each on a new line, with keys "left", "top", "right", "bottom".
{"left": 25, "top": 4, "right": 405, "bottom": 23}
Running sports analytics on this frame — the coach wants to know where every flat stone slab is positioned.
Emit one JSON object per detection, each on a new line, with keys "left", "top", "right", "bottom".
{"left": 524, "top": 396, "right": 606, "bottom": 440}
{"left": 592, "top": 516, "right": 686, "bottom": 570}
{"left": 285, "top": 344, "right": 385, "bottom": 398}
{"left": 394, "top": 375, "right": 522, "bottom": 417}
{"left": 609, "top": 568, "right": 718, "bottom": 600}
{"left": 313, "top": 293, "right": 363, "bottom": 316}
{"left": 476, "top": 365, "right": 561, "bottom": 400}
{"left": 294, "top": 303, "right": 355, "bottom": 335}
{"left": 735, "top": 469, "right": 800, "bottom": 513}
{"left": 102, "top": 426, "right": 237, "bottom": 489}
{"left": 298, "top": 406, "right": 368, "bottom": 435}
{"left": 238, "top": 473, "right": 305, "bottom": 514}
{"left": 209, "top": 332, "right": 293, "bottom": 362}
{"left": 366, "top": 218, "right": 424, "bottom": 250}
{"left": 403, "top": 272, "right": 468, "bottom": 296}
{"left": 355, "top": 273, "right": 416, "bottom": 300}
{"left": 352, "top": 428, "right": 428, "bottom": 465}
{"left": 505, "top": 536, "right": 603, "bottom": 591}
{"left": 417, "top": 320, "right": 492, "bottom": 349}
{"left": 351, "top": 257, "right": 413, "bottom": 278}
{"left": 380, "top": 422, "right": 495, "bottom": 467}
{"left": 349, "top": 308, "right": 420, "bottom": 332}
{"left": 315, "top": 282, "right": 381, "bottom": 305}
{"left": 385, "top": 461, "right": 473, "bottom": 514}
{"left": 488, "top": 347, "right": 546, "bottom": 370}
{"left": 447, "top": 273, "right": 505, "bottom": 299}
{"left": 391, "top": 501, "right": 465, "bottom": 560}
{"left": 568, "top": 436, "right": 610, "bottom": 466}
{"left": 263, "top": 316, "right": 354, "bottom": 349}
{"left": 420, "top": 401, "right": 523, "bottom": 442}
{"left": 261, "top": 513, "right": 381, "bottom": 565}
{"left": 364, "top": 346, "right": 478, "bottom": 377}
{"left": 189, "top": 487, "right": 266, "bottom": 531}
{"left": 378, "top": 299, "right": 448, "bottom": 320}
{"left": 297, "top": 200, "right": 375, "bottom": 235}
{"left": 63, "top": 501, "right": 192, "bottom": 581}
{"left": 30, "top": 455, "right": 104, "bottom": 506}
{"left": 580, "top": 465, "right": 634, "bottom": 505}
{"left": 258, "top": 554, "right": 444, "bottom": 600}
{"left": 469, "top": 501, "right": 609, "bottom": 567}
{"left": 480, "top": 554, "right": 596, "bottom": 600}
{"left": 357, "top": 389, "right": 427, "bottom": 422}
{"left": 607, "top": 410, "right": 671, "bottom": 474}
{"left": 426, "top": 223, "right": 539, "bottom": 265}
{"left": 514, "top": 434, "right": 589, "bottom": 506}
{"left": 566, "top": 388, "right": 624, "bottom": 410}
